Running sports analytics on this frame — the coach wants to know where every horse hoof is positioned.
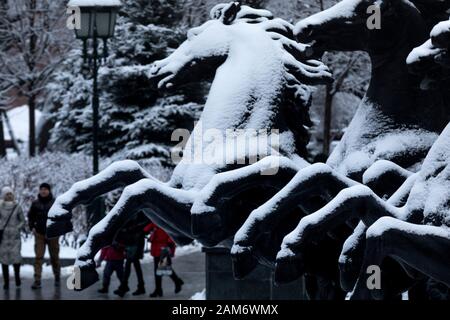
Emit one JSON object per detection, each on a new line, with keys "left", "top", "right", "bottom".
{"left": 339, "top": 260, "right": 360, "bottom": 292}
{"left": 46, "top": 219, "right": 73, "bottom": 238}
{"left": 231, "top": 246, "right": 258, "bottom": 279}
{"left": 74, "top": 260, "right": 99, "bottom": 291}
{"left": 274, "top": 255, "right": 305, "bottom": 284}
{"left": 191, "top": 212, "right": 223, "bottom": 241}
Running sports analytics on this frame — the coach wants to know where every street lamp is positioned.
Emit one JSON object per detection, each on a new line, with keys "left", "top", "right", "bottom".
{"left": 68, "top": 0, "right": 121, "bottom": 225}
{"left": 69, "top": 0, "right": 121, "bottom": 175}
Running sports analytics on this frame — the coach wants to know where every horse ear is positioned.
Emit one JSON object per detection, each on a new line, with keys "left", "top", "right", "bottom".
{"left": 378, "top": 0, "right": 394, "bottom": 12}
{"left": 210, "top": 4, "right": 227, "bottom": 20}
{"left": 222, "top": 2, "right": 241, "bottom": 25}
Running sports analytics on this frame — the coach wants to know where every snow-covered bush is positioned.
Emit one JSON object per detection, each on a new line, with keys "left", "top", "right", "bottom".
{"left": 0, "top": 150, "right": 174, "bottom": 230}
{"left": 0, "top": 152, "right": 91, "bottom": 236}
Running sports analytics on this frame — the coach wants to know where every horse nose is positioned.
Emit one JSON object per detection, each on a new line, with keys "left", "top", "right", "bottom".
{"left": 187, "top": 28, "right": 200, "bottom": 40}
{"left": 303, "top": 44, "right": 314, "bottom": 58}
{"left": 150, "top": 63, "right": 161, "bottom": 75}
{"left": 294, "top": 23, "right": 315, "bottom": 42}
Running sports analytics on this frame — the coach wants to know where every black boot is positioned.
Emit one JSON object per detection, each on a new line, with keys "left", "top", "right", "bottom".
{"left": 132, "top": 286, "right": 146, "bottom": 296}
{"left": 98, "top": 287, "right": 108, "bottom": 294}
{"left": 114, "top": 284, "right": 129, "bottom": 297}
{"left": 149, "top": 289, "right": 163, "bottom": 298}
{"left": 2, "top": 264, "right": 9, "bottom": 290}
{"left": 31, "top": 281, "right": 41, "bottom": 290}
{"left": 174, "top": 278, "right": 184, "bottom": 294}
{"left": 13, "top": 264, "right": 20, "bottom": 287}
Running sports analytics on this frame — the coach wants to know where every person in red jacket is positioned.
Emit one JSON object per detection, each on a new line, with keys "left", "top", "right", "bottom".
{"left": 96, "top": 242, "right": 125, "bottom": 294}
{"left": 143, "top": 222, "right": 184, "bottom": 298}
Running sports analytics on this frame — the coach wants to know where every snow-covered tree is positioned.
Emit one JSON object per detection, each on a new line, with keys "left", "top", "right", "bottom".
{"left": 296, "top": 0, "right": 371, "bottom": 158}
{"left": 0, "top": 0, "right": 72, "bottom": 157}
{"left": 121, "top": 0, "right": 184, "bottom": 26}
{"left": 181, "top": 0, "right": 268, "bottom": 26}
{"left": 47, "top": 0, "right": 204, "bottom": 168}
{"left": 313, "top": 51, "right": 370, "bottom": 157}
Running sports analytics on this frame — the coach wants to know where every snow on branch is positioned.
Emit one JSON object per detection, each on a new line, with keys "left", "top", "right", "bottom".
{"left": 68, "top": 0, "right": 122, "bottom": 7}
{"left": 431, "top": 18, "right": 450, "bottom": 48}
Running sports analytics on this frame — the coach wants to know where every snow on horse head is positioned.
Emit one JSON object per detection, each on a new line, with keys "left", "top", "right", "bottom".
{"left": 45, "top": 2, "right": 331, "bottom": 290}
{"left": 150, "top": 2, "right": 332, "bottom": 188}
{"left": 408, "top": 15, "right": 450, "bottom": 85}
{"left": 295, "top": 0, "right": 450, "bottom": 180}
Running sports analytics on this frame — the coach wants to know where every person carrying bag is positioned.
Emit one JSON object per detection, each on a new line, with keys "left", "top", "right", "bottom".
{"left": 0, "top": 204, "right": 17, "bottom": 244}
{"left": 144, "top": 222, "right": 184, "bottom": 298}
{"left": 0, "top": 187, "right": 25, "bottom": 290}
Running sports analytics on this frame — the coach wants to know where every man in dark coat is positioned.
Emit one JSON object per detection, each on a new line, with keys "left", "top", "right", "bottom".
{"left": 28, "top": 183, "right": 60, "bottom": 289}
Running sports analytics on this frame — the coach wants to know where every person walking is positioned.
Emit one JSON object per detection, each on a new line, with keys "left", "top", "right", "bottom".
{"left": 97, "top": 242, "right": 125, "bottom": 294}
{"left": 144, "top": 222, "right": 184, "bottom": 298}
{"left": 0, "top": 187, "right": 25, "bottom": 290}
{"left": 28, "top": 183, "right": 60, "bottom": 289}
{"left": 114, "top": 212, "right": 148, "bottom": 297}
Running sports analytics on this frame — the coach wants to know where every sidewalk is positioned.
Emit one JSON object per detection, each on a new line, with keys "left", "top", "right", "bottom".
{"left": 0, "top": 251, "right": 205, "bottom": 300}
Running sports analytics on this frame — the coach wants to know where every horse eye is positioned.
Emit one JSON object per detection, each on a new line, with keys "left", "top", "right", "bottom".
{"left": 212, "top": 9, "right": 222, "bottom": 20}
{"left": 187, "top": 29, "right": 200, "bottom": 40}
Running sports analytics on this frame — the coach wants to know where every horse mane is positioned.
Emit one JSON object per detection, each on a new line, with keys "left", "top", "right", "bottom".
{"left": 408, "top": 0, "right": 450, "bottom": 29}
{"left": 210, "top": 2, "right": 332, "bottom": 157}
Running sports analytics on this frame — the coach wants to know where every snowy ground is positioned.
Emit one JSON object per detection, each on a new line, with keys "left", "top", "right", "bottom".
{"left": 3, "top": 105, "right": 42, "bottom": 143}
{"left": 190, "top": 289, "right": 206, "bottom": 300}
{"left": 16, "top": 237, "right": 202, "bottom": 280}
{"left": 1, "top": 250, "right": 205, "bottom": 300}
{"left": 3, "top": 105, "right": 42, "bottom": 158}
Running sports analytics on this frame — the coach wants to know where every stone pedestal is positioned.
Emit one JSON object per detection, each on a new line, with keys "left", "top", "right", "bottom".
{"left": 203, "top": 247, "right": 306, "bottom": 300}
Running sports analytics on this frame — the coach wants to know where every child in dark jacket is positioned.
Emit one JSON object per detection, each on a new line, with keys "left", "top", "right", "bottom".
{"left": 97, "top": 243, "right": 125, "bottom": 294}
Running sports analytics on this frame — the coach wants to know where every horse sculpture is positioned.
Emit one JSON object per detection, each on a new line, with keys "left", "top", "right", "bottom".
{"left": 223, "top": 0, "right": 450, "bottom": 299}
{"left": 277, "top": 25, "right": 450, "bottom": 296}
{"left": 276, "top": 122, "right": 450, "bottom": 300}
{"left": 306, "top": 16, "right": 450, "bottom": 300}
{"left": 45, "top": 2, "right": 332, "bottom": 289}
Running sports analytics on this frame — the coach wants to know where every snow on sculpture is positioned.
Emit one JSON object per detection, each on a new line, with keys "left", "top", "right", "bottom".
{"left": 408, "top": 16, "right": 450, "bottom": 86}
{"left": 228, "top": 0, "right": 450, "bottom": 299}
{"left": 276, "top": 119, "right": 450, "bottom": 299}
{"left": 45, "top": 2, "right": 333, "bottom": 290}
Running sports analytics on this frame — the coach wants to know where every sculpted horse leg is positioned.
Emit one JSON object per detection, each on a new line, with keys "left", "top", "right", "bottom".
{"left": 339, "top": 173, "right": 419, "bottom": 291}
{"left": 232, "top": 159, "right": 413, "bottom": 279}
{"left": 274, "top": 185, "right": 398, "bottom": 284}
{"left": 338, "top": 221, "right": 367, "bottom": 292}
{"left": 46, "top": 160, "right": 152, "bottom": 238}
{"left": 362, "top": 160, "right": 413, "bottom": 198}
{"left": 231, "top": 163, "right": 358, "bottom": 279}
{"left": 351, "top": 217, "right": 450, "bottom": 300}
{"left": 191, "top": 156, "right": 302, "bottom": 246}
{"left": 74, "top": 179, "right": 195, "bottom": 290}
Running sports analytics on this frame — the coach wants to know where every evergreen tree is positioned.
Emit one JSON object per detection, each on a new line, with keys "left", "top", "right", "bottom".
{"left": 48, "top": 0, "right": 204, "bottom": 168}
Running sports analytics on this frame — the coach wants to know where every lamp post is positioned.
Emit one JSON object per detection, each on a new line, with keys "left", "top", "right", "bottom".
{"left": 68, "top": 0, "right": 121, "bottom": 225}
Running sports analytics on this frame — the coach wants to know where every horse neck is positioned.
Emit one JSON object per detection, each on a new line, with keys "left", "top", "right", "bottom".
{"left": 365, "top": 26, "right": 448, "bottom": 132}
{"left": 199, "top": 40, "right": 284, "bottom": 132}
